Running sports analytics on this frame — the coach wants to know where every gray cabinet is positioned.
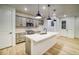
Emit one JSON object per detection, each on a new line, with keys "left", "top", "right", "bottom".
{"left": 16, "top": 33, "right": 26, "bottom": 44}
{"left": 25, "top": 38, "right": 31, "bottom": 55}
{"left": 16, "top": 16, "right": 27, "bottom": 27}
{"left": 16, "top": 16, "right": 39, "bottom": 28}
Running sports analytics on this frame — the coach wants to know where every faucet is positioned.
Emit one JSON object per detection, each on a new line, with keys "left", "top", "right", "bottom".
{"left": 43, "top": 28, "right": 47, "bottom": 33}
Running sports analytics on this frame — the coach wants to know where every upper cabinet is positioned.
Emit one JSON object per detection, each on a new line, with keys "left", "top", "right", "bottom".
{"left": 16, "top": 16, "right": 22, "bottom": 27}
{"left": 16, "top": 12, "right": 45, "bottom": 28}
{"left": 16, "top": 16, "right": 27, "bottom": 27}
{"left": 16, "top": 15, "right": 39, "bottom": 28}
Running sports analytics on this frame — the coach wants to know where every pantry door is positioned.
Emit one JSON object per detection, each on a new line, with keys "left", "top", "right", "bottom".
{"left": 0, "top": 5, "right": 15, "bottom": 49}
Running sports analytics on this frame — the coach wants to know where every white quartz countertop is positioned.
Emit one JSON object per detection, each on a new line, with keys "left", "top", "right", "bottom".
{"left": 25, "top": 32, "right": 59, "bottom": 42}
{"left": 16, "top": 27, "right": 42, "bottom": 33}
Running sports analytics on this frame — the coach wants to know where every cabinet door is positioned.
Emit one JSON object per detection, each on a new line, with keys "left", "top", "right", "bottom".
{"left": 25, "top": 38, "right": 31, "bottom": 55}
{"left": 16, "top": 16, "right": 22, "bottom": 27}
{"left": 75, "top": 17, "right": 79, "bottom": 38}
{"left": 0, "top": 5, "right": 15, "bottom": 49}
{"left": 66, "top": 17, "right": 75, "bottom": 38}
{"left": 22, "top": 17, "right": 26, "bottom": 27}
{"left": 61, "top": 17, "right": 75, "bottom": 38}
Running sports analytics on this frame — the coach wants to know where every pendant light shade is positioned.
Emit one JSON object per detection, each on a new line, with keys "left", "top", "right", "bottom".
{"left": 35, "top": 11, "right": 42, "bottom": 19}
{"left": 47, "top": 16, "right": 51, "bottom": 20}
{"left": 53, "top": 19, "right": 56, "bottom": 21}
{"left": 35, "top": 4, "right": 42, "bottom": 19}
{"left": 36, "top": 11, "right": 41, "bottom": 16}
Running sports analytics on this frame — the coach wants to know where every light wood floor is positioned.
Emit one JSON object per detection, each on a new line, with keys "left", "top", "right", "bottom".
{"left": 44, "top": 36, "right": 79, "bottom": 55}
{"left": 0, "top": 36, "right": 79, "bottom": 55}
{"left": 0, "top": 42, "right": 27, "bottom": 55}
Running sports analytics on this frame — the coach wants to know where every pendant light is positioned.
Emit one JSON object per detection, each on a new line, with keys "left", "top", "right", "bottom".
{"left": 47, "top": 4, "right": 51, "bottom": 20}
{"left": 53, "top": 19, "right": 56, "bottom": 21}
{"left": 35, "top": 4, "right": 42, "bottom": 19}
{"left": 53, "top": 5, "right": 57, "bottom": 21}
{"left": 47, "top": 16, "right": 51, "bottom": 20}
{"left": 53, "top": 9, "right": 56, "bottom": 21}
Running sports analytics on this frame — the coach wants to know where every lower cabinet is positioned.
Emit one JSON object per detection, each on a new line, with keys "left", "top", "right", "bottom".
{"left": 16, "top": 33, "right": 26, "bottom": 44}
{"left": 25, "top": 38, "right": 31, "bottom": 55}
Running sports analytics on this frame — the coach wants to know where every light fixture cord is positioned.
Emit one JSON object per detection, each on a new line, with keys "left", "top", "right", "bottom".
{"left": 47, "top": 5, "right": 49, "bottom": 17}
{"left": 38, "top": 0, "right": 39, "bottom": 12}
{"left": 38, "top": 4, "right": 39, "bottom": 11}
{"left": 48, "top": 4, "right": 51, "bottom": 17}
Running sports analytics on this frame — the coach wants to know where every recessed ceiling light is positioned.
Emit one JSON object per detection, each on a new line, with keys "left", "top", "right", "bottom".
{"left": 53, "top": 13, "right": 56, "bottom": 16}
{"left": 64, "top": 14, "right": 67, "bottom": 17}
{"left": 24, "top": 8, "right": 27, "bottom": 11}
{"left": 42, "top": 6, "right": 46, "bottom": 10}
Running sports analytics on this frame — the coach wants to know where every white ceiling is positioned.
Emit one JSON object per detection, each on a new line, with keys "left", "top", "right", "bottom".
{"left": 10, "top": 4, "right": 79, "bottom": 17}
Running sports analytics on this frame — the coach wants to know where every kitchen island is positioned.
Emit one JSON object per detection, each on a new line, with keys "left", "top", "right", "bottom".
{"left": 25, "top": 32, "right": 59, "bottom": 55}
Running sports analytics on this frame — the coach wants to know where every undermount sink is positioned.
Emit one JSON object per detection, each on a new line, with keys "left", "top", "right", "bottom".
{"left": 40, "top": 33, "right": 47, "bottom": 35}
{"left": 40, "top": 31, "right": 47, "bottom": 35}
{"left": 26, "top": 30, "right": 35, "bottom": 35}
{"left": 40, "top": 28, "right": 47, "bottom": 35}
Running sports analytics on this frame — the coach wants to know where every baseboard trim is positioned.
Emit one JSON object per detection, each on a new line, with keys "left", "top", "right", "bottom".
{"left": 60, "top": 36, "right": 79, "bottom": 39}
{"left": 74, "top": 37, "right": 79, "bottom": 39}
{"left": 0, "top": 46, "right": 12, "bottom": 50}
{"left": 60, "top": 36, "right": 74, "bottom": 39}
{"left": 16, "top": 41, "right": 25, "bottom": 44}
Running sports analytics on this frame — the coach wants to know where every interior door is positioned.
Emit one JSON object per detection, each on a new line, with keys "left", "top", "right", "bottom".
{"left": 0, "top": 6, "right": 15, "bottom": 49}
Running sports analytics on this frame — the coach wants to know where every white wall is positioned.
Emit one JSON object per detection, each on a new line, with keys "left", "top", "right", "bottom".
{"left": 75, "top": 17, "right": 79, "bottom": 38}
